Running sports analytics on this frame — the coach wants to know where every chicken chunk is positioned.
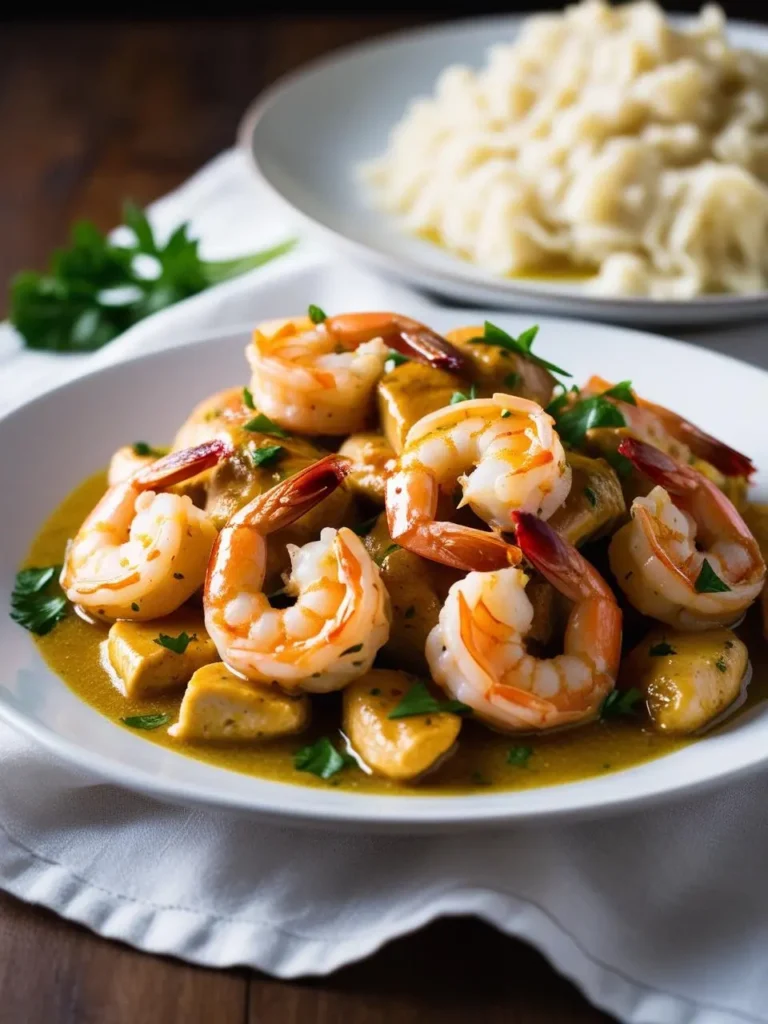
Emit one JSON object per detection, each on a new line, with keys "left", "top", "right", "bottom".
{"left": 107, "top": 612, "right": 218, "bottom": 699}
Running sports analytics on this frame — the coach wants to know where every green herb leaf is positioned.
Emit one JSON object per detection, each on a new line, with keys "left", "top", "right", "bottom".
{"left": 342, "top": 644, "right": 364, "bottom": 656}
{"left": 384, "top": 350, "right": 409, "bottom": 371}
{"left": 470, "top": 321, "right": 571, "bottom": 378}
{"left": 715, "top": 656, "right": 728, "bottom": 673}
{"left": 153, "top": 631, "right": 195, "bottom": 655}
{"left": 649, "top": 641, "right": 676, "bottom": 657}
{"left": 294, "top": 736, "right": 353, "bottom": 779}
{"left": 695, "top": 560, "right": 731, "bottom": 594}
{"left": 388, "top": 681, "right": 471, "bottom": 719}
{"left": 507, "top": 745, "right": 533, "bottom": 767}
{"left": 351, "top": 515, "right": 379, "bottom": 537}
{"left": 375, "top": 543, "right": 400, "bottom": 566}
{"left": 450, "top": 384, "right": 478, "bottom": 405}
{"left": 503, "top": 372, "right": 519, "bottom": 389}
{"left": 584, "top": 487, "right": 597, "bottom": 508}
{"left": 555, "top": 395, "right": 626, "bottom": 448}
{"left": 10, "top": 566, "right": 68, "bottom": 636}
{"left": 250, "top": 444, "right": 283, "bottom": 468}
{"left": 308, "top": 304, "right": 327, "bottom": 324}
{"left": 404, "top": 605, "right": 416, "bottom": 619}
{"left": 602, "top": 380, "right": 636, "bottom": 405}
{"left": 121, "top": 713, "right": 171, "bottom": 731}
{"left": 243, "top": 413, "right": 289, "bottom": 438}
{"left": 9, "top": 202, "right": 295, "bottom": 353}
{"left": 600, "top": 687, "right": 643, "bottom": 719}
{"left": 370, "top": 688, "right": 382, "bottom": 696}
{"left": 604, "top": 449, "right": 633, "bottom": 479}
{"left": 131, "top": 441, "right": 164, "bottom": 458}
{"left": 242, "top": 386, "right": 255, "bottom": 410}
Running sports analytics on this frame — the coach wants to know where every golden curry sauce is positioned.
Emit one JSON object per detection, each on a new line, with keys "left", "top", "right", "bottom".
{"left": 26, "top": 470, "right": 767, "bottom": 796}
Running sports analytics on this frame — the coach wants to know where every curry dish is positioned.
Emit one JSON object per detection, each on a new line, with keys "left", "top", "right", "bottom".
{"left": 13, "top": 310, "right": 768, "bottom": 794}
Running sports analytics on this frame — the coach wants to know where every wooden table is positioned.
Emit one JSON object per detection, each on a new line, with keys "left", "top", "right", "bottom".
{"left": 0, "top": 18, "right": 615, "bottom": 1022}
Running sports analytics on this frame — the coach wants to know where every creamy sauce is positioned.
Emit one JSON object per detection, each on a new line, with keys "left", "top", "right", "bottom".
{"left": 26, "top": 471, "right": 767, "bottom": 795}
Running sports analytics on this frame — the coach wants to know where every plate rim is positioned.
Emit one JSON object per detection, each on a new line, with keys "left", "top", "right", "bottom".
{"left": 2, "top": 312, "right": 768, "bottom": 830}
{"left": 238, "top": 10, "right": 768, "bottom": 322}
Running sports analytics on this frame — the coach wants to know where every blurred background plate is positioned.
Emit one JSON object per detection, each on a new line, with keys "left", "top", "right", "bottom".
{"left": 241, "top": 13, "right": 768, "bottom": 327}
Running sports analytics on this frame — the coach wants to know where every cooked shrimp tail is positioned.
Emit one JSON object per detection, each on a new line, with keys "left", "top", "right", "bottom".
{"left": 325, "top": 312, "right": 470, "bottom": 375}
{"left": 204, "top": 456, "right": 389, "bottom": 693}
{"left": 609, "top": 438, "right": 765, "bottom": 629}
{"left": 586, "top": 376, "right": 754, "bottom": 478}
{"left": 134, "top": 439, "right": 232, "bottom": 490}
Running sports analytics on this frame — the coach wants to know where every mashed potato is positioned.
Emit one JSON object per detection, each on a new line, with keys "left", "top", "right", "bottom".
{"left": 363, "top": 1, "right": 768, "bottom": 299}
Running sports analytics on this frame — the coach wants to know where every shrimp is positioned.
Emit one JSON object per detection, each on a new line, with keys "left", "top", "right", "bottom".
{"left": 609, "top": 438, "right": 766, "bottom": 630}
{"left": 204, "top": 455, "right": 390, "bottom": 693}
{"left": 386, "top": 393, "right": 571, "bottom": 571}
{"left": 246, "top": 312, "right": 470, "bottom": 436}
{"left": 425, "top": 512, "right": 621, "bottom": 731}
{"left": 584, "top": 376, "right": 755, "bottom": 479}
{"left": 61, "top": 440, "right": 231, "bottom": 622}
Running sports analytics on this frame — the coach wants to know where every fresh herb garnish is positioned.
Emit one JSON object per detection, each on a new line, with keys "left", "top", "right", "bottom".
{"left": 388, "top": 681, "right": 471, "bottom": 719}
{"left": 10, "top": 566, "right": 68, "bottom": 636}
{"left": 131, "top": 602, "right": 140, "bottom": 612}
{"left": 384, "top": 350, "right": 410, "bottom": 373}
{"left": 602, "top": 380, "right": 637, "bottom": 405}
{"left": 600, "top": 687, "right": 643, "bottom": 719}
{"left": 604, "top": 449, "right": 633, "bottom": 479}
{"left": 251, "top": 444, "right": 283, "bottom": 468}
{"left": 470, "top": 321, "right": 571, "bottom": 378}
{"left": 10, "top": 201, "right": 296, "bottom": 353}
{"left": 555, "top": 393, "right": 626, "bottom": 448}
{"left": 243, "top": 413, "right": 289, "bottom": 438}
{"left": 121, "top": 713, "right": 171, "bottom": 731}
{"left": 649, "top": 641, "right": 676, "bottom": 657}
{"left": 351, "top": 515, "right": 379, "bottom": 537}
{"left": 131, "top": 441, "right": 161, "bottom": 457}
{"left": 695, "top": 560, "right": 731, "bottom": 594}
{"left": 450, "top": 384, "right": 478, "bottom": 404}
{"left": 503, "top": 372, "right": 519, "bottom": 389}
{"left": 153, "top": 631, "right": 195, "bottom": 655}
{"left": 545, "top": 384, "right": 579, "bottom": 418}
{"left": 404, "top": 605, "right": 416, "bottom": 619}
{"left": 584, "top": 487, "right": 597, "bottom": 508}
{"left": 370, "top": 688, "right": 382, "bottom": 696}
{"left": 375, "top": 544, "right": 400, "bottom": 566}
{"left": 342, "top": 644, "right": 364, "bottom": 656}
{"left": 500, "top": 409, "right": 512, "bottom": 419}
{"left": 308, "top": 304, "right": 327, "bottom": 324}
{"left": 715, "top": 657, "right": 728, "bottom": 673}
{"left": 471, "top": 771, "right": 492, "bottom": 786}
{"left": 242, "top": 386, "right": 255, "bottom": 410}
{"left": 294, "top": 736, "right": 353, "bottom": 780}
{"left": 507, "top": 745, "right": 533, "bottom": 767}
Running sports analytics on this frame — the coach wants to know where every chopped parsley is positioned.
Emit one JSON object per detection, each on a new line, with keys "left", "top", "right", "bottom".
{"left": 121, "top": 713, "right": 170, "bottom": 731}
{"left": 250, "top": 444, "right": 283, "bottom": 468}
{"left": 388, "top": 681, "right": 471, "bottom": 719}
{"left": 308, "top": 304, "right": 327, "bottom": 324}
{"left": 554, "top": 392, "right": 626, "bottom": 449}
{"left": 715, "top": 657, "right": 728, "bottom": 673}
{"left": 584, "top": 486, "right": 597, "bottom": 508}
{"left": 130, "top": 602, "right": 140, "bottom": 612}
{"left": 242, "top": 386, "right": 255, "bottom": 409}
{"left": 450, "top": 384, "right": 478, "bottom": 404}
{"left": 600, "top": 687, "right": 643, "bottom": 719}
{"left": 500, "top": 409, "right": 512, "bottom": 419}
{"left": 507, "top": 745, "right": 533, "bottom": 767}
{"left": 649, "top": 641, "right": 676, "bottom": 657}
{"left": 694, "top": 560, "right": 731, "bottom": 594}
{"left": 351, "top": 515, "right": 379, "bottom": 537}
{"left": 602, "top": 380, "right": 637, "bottom": 405}
{"left": 375, "top": 543, "right": 400, "bottom": 566}
{"left": 294, "top": 736, "right": 353, "bottom": 780}
{"left": 404, "top": 605, "right": 416, "bottom": 619}
{"left": 10, "top": 566, "right": 68, "bottom": 636}
{"left": 153, "top": 631, "right": 195, "bottom": 655}
{"left": 131, "top": 441, "right": 161, "bottom": 457}
{"left": 604, "top": 449, "right": 633, "bottom": 479}
{"left": 470, "top": 321, "right": 571, "bottom": 378}
{"left": 384, "top": 350, "right": 410, "bottom": 373}
{"left": 243, "top": 413, "right": 289, "bottom": 438}
{"left": 503, "top": 372, "right": 519, "bottom": 389}
{"left": 341, "top": 644, "right": 364, "bottom": 656}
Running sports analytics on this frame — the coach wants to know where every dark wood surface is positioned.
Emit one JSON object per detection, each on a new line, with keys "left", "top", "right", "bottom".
{"left": 0, "top": 19, "right": 615, "bottom": 1022}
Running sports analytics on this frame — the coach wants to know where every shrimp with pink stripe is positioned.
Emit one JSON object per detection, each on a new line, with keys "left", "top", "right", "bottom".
{"left": 425, "top": 512, "right": 621, "bottom": 731}
{"left": 204, "top": 455, "right": 390, "bottom": 693}
{"left": 609, "top": 438, "right": 765, "bottom": 630}
{"left": 61, "top": 440, "right": 232, "bottom": 622}
{"left": 386, "top": 393, "right": 571, "bottom": 571}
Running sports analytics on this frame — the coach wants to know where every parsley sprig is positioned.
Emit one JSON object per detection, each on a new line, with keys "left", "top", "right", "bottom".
{"left": 294, "top": 736, "right": 354, "bottom": 780}
{"left": 10, "top": 566, "right": 68, "bottom": 636}
{"left": 552, "top": 380, "right": 636, "bottom": 449}
{"left": 154, "top": 631, "right": 195, "bottom": 655}
{"left": 470, "top": 322, "right": 571, "bottom": 378}
{"left": 10, "top": 201, "right": 296, "bottom": 353}
{"left": 387, "top": 681, "right": 471, "bottom": 720}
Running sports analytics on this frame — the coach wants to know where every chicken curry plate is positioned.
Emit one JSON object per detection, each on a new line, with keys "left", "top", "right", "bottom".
{"left": 13, "top": 310, "right": 768, "bottom": 793}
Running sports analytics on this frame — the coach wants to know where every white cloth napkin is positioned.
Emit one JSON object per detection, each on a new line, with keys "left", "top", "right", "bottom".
{"left": 3, "top": 149, "right": 768, "bottom": 1024}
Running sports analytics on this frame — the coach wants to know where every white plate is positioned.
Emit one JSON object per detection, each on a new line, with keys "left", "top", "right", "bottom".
{"left": 240, "top": 13, "right": 768, "bottom": 327}
{"left": 2, "top": 299, "right": 768, "bottom": 831}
